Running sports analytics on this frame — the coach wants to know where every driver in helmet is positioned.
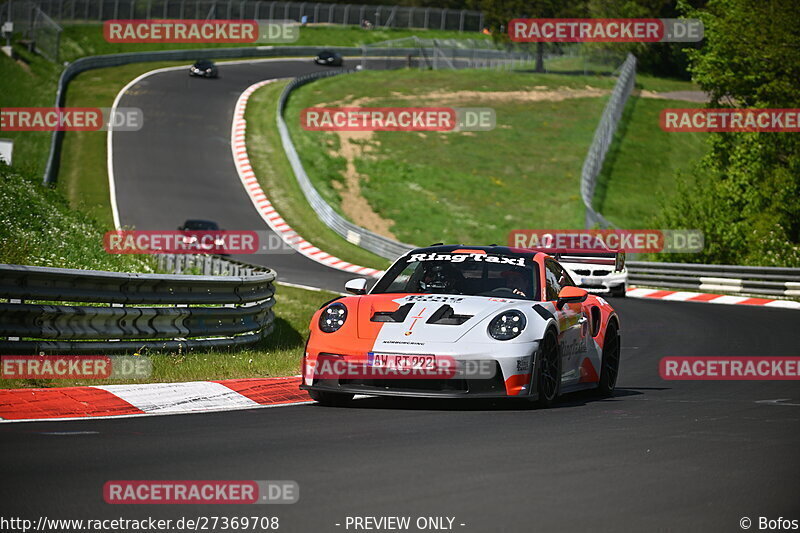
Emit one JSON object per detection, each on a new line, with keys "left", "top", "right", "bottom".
{"left": 501, "top": 267, "right": 531, "bottom": 298}
{"left": 419, "top": 264, "right": 463, "bottom": 294}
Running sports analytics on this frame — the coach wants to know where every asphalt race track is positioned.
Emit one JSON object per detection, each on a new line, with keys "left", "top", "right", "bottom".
{"left": 2, "top": 61, "right": 798, "bottom": 533}
{"left": 111, "top": 58, "right": 381, "bottom": 292}
{"left": 1, "top": 298, "right": 799, "bottom": 531}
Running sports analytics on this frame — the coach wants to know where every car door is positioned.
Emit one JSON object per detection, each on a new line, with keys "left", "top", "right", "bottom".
{"left": 544, "top": 259, "right": 588, "bottom": 387}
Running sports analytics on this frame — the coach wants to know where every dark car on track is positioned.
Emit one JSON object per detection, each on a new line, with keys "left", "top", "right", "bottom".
{"left": 177, "top": 219, "right": 228, "bottom": 255}
{"left": 314, "top": 50, "right": 343, "bottom": 67}
{"left": 189, "top": 59, "right": 218, "bottom": 78}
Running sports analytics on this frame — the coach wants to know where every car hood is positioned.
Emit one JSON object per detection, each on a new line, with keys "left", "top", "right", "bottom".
{"left": 355, "top": 293, "right": 524, "bottom": 343}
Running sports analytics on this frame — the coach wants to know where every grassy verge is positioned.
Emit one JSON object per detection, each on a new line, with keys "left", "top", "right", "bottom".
{"left": 592, "top": 94, "right": 709, "bottom": 228}
{"left": 283, "top": 68, "right": 618, "bottom": 245}
{"left": 0, "top": 164, "right": 155, "bottom": 270}
{"left": 278, "top": 68, "right": 707, "bottom": 245}
{"left": 0, "top": 283, "right": 335, "bottom": 389}
{"left": 246, "top": 80, "right": 390, "bottom": 270}
{"left": 0, "top": 164, "right": 335, "bottom": 390}
{"left": 60, "top": 23, "right": 492, "bottom": 62}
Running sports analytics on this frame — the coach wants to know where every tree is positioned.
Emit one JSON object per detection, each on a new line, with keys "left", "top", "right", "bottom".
{"left": 478, "top": 0, "right": 588, "bottom": 72}
{"left": 653, "top": 0, "right": 800, "bottom": 266}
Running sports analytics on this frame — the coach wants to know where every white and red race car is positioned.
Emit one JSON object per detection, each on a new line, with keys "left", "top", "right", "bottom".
{"left": 301, "top": 245, "right": 621, "bottom": 407}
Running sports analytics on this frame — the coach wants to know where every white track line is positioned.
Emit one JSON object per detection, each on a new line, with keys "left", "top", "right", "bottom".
{"left": 107, "top": 58, "right": 332, "bottom": 229}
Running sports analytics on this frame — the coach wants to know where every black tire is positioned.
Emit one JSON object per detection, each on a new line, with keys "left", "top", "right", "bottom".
{"left": 308, "top": 389, "right": 354, "bottom": 407}
{"left": 609, "top": 283, "right": 626, "bottom": 297}
{"left": 597, "top": 321, "right": 621, "bottom": 397}
{"left": 534, "top": 330, "right": 561, "bottom": 408}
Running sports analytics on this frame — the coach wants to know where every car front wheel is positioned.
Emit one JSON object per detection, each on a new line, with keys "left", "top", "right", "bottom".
{"left": 597, "top": 321, "right": 621, "bottom": 397}
{"left": 533, "top": 330, "right": 561, "bottom": 408}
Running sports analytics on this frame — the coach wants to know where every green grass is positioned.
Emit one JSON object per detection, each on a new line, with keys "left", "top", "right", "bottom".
{"left": 59, "top": 23, "right": 492, "bottom": 63}
{"left": 246, "top": 80, "right": 390, "bottom": 271}
{"left": 277, "top": 67, "right": 708, "bottom": 246}
{"left": 0, "top": 283, "right": 337, "bottom": 389}
{"left": 0, "top": 164, "right": 156, "bottom": 271}
{"left": 592, "top": 95, "right": 709, "bottom": 228}
{"left": 283, "top": 68, "right": 619, "bottom": 245}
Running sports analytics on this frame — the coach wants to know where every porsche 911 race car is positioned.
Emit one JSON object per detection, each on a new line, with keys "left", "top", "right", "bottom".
{"left": 301, "top": 245, "right": 621, "bottom": 407}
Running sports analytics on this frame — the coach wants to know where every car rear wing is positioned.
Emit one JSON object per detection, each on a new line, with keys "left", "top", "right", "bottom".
{"left": 528, "top": 248, "right": 626, "bottom": 272}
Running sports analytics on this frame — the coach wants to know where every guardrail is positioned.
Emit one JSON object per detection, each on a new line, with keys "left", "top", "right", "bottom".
{"left": 42, "top": 44, "right": 527, "bottom": 187}
{"left": 627, "top": 261, "right": 800, "bottom": 299}
{"left": 276, "top": 69, "right": 415, "bottom": 261}
{"left": 580, "top": 53, "right": 637, "bottom": 229}
{"left": 0, "top": 258, "right": 276, "bottom": 354}
{"left": 275, "top": 47, "right": 532, "bottom": 261}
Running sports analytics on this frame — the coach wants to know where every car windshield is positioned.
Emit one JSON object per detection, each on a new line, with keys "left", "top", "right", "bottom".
{"left": 183, "top": 220, "right": 218, "bottom": 230}
{"left": 195, "top": 61, "right": 213, "bottom": 68}
{"left": 371, "top": 252, "right": 540, "bottom": 300}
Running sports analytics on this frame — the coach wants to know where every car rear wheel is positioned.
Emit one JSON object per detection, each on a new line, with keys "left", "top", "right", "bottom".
{"left": 597, "top": 321, "right": 621, "bottom": 397}
{"left": 308, "top": 389, "right": 354, "bottom": 407}
{"left": 534, "top": 330, "right": 561, "bottom": 408}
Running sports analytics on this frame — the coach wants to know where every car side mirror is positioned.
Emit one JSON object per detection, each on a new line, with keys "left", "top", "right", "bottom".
{"left": 345, "top": 278, "right": 368, "bottom": 295}
{"left": 556, "top": 286, "right": 588, "bottom": 310}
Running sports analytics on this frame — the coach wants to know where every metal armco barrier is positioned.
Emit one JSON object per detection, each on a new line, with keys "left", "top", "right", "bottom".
{"left": 275, "top": 47, "right": 530, "bottom": 261}
{"left": 42, "top": 44, "right": 525, "bottom": 187}
{"left": 581, "top": 53, "right": 637, "bottom": 229}
{"left": 0, "top": 259, "right": 276, "bottom": 354}
{"left": 6, "top": 0, "right": 484, "bottom": 32}
{"left": 277, "top": 69, "right": 415, "bottom": 261}
{"left": 627, "top": 261, "right": 800, "bottom": 299}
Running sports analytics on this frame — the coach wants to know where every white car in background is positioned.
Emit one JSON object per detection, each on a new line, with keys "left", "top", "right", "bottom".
{"left": 559, "top": 252, "right": 628, "bottom": 297}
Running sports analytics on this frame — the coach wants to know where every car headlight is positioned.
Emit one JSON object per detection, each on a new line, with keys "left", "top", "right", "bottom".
{"left": 319, "top": 302, "right": 347, "bottom": 333}
{"left": 488, "top": 310, "right": 526, "bottom": 341}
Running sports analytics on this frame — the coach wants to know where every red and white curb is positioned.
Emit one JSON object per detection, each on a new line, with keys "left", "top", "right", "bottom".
{"left": 0, "top": 377, "right": 309, "bottom": 423}
{"left": 626, "top": 287, "right": 800, "bottom": 310}
{"left": 231, "top": 80, "right": 383, "bottom": 278}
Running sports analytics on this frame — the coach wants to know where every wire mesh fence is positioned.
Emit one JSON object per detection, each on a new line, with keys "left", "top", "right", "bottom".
{"left": 2, "top": 0, "right": 484, "bottom": 31}
{"left": 2, "top": 0, "right": 63, "bottom": 61}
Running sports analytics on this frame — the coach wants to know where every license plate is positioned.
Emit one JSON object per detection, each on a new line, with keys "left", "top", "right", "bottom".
{"left": 369, "top": 353, "right": 437, "bottom": 370}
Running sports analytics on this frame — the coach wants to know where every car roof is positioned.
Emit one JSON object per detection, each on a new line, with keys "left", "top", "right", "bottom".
{"left": 406, "top": 244, "right": 544, "bottom": 260}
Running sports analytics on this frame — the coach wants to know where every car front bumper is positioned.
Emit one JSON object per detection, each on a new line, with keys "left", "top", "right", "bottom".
{"left": 302, "top": 340, "right": 541, "bottom": 398}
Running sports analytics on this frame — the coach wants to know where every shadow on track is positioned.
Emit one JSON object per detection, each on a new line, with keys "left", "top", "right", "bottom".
{"left": 309, "top": 387, "right": 646, "bottom": 412}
